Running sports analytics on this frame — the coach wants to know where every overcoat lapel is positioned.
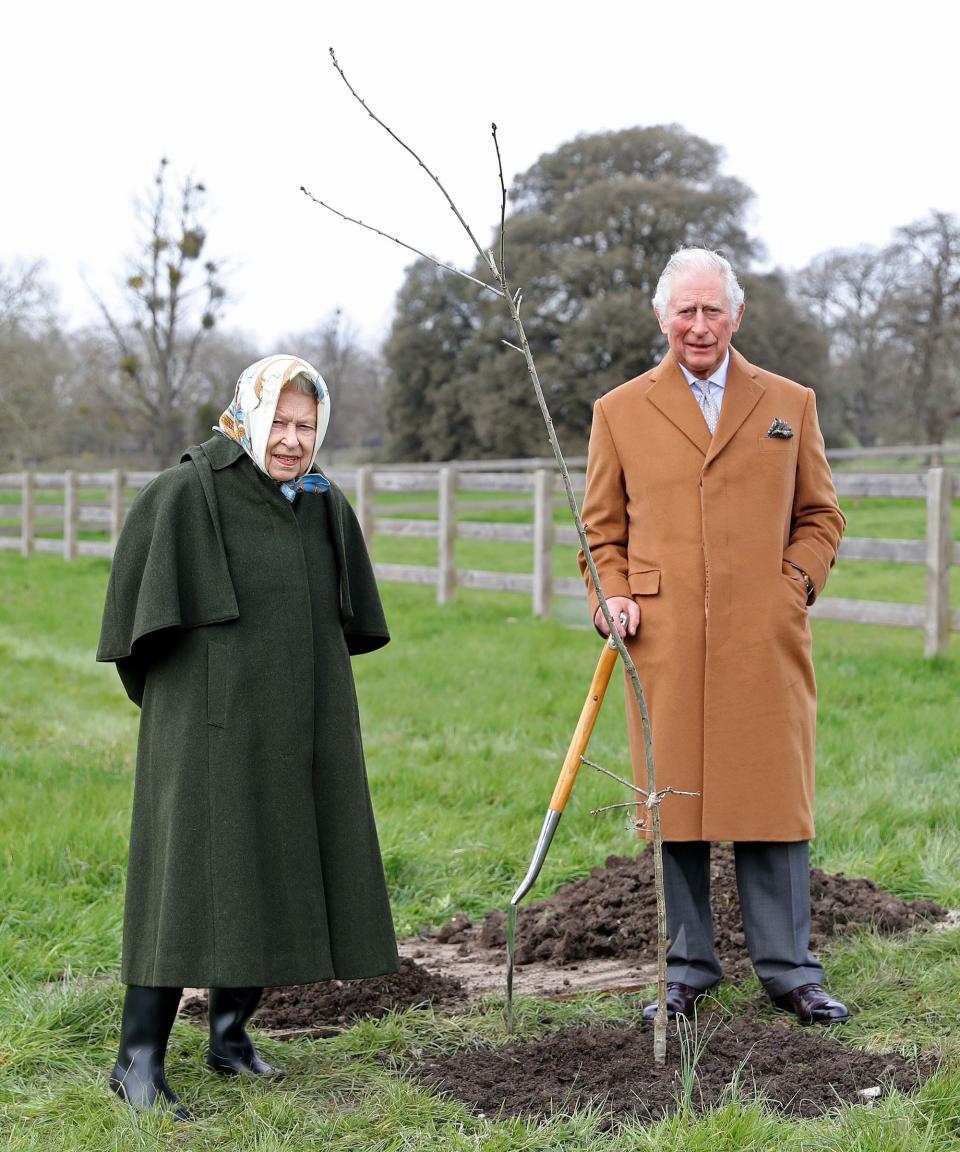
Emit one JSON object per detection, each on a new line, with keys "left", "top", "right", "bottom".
{"left": 705, "top": 348, "right": 765, "bottom": 465}
{"left": 646, "top": 353, "right": 712, "bottom": 456}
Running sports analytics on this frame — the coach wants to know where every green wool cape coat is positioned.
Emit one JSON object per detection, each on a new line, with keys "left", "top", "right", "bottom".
{"left": 97, "top": 435, "right": 398, "bottom": 988}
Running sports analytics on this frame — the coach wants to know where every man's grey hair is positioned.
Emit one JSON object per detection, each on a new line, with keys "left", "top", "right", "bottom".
{"left": 652, "top": 248, "right": 745, "bottom": 318}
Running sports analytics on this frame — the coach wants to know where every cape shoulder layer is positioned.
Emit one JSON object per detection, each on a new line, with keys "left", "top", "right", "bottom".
{"left": 97, "top": 436, "right": 388, "bottom": 705}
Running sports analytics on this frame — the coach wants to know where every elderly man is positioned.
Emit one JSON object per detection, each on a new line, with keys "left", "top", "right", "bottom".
{"left": 579, "top": 248, "right": 848, "bottom": 1025}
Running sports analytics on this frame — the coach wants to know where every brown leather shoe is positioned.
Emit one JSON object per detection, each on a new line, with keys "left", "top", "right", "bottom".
{"left": 642, "top": 981, "right": 706, "bottom": 1021}
{"left": 773, "top": 983, "right": 850, "bottom": 1025}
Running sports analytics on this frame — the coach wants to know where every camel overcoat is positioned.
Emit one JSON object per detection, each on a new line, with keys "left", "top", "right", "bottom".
{"left": 579, "top": 349, "right": 845, "bottom": 841}
{"left": 97, "top": 435, "right": 398, "bottom": 987}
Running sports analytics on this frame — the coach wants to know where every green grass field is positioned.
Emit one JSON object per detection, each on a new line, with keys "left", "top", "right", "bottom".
{"left": 1, "top": 501, "right": 959, "bottom": 1148}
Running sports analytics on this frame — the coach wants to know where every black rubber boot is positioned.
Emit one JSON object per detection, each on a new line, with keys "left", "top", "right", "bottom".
{"left": 109, "top": 985, "right": 187, "bottom": 1119}
{"left": 207, "top": 987, "right": 281, "bottom": 1077}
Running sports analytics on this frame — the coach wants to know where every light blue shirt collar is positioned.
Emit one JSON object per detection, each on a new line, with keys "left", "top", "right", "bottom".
{"left": 678, "top": 351, "right": 730, "bottom": 396}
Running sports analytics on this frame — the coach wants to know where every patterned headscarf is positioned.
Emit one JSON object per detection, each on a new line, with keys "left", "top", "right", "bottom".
{"left": 217, "top": 354, "right": 331, "bottom": 498}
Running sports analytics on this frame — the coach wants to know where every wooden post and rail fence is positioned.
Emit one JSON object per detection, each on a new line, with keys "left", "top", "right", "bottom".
{"left": 1, "top": 451, "right": 957, "bottom": 657}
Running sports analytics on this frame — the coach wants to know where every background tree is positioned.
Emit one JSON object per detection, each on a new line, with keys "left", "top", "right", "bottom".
{"left": 53, "top": 328, "right": 139, "bottom": 464}
{"left": 0, "top": 260, "right": 71, "bottom": 468}
{"left": 796, "top": 212, "right": 960, "bottom": 446}
{"left": 383, "top": 260, "right": 486, "bottom": 460}
{"left": 92, "top": 157, "right": 227, "bottom": 465}
{"left": 383, "top": 125, "right": 831, "bottom": 460}
{"left": 892, "top": 210, "right": 960, "bottom": 444}
{"left": 796, "top": 246, "right": 907, "bottom": 446}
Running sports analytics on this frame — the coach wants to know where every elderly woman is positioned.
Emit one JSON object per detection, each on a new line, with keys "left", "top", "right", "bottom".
{"left": 98, "top": 355, "right": 396, "bottom": 1116}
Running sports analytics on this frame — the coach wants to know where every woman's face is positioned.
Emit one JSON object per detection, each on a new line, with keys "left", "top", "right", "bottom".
{"left": 265, "top": 386, "right": 318, "bottom": 480}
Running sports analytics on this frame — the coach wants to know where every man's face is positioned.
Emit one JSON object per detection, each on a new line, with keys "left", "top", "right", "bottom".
{"left": 657, "top": 269, "right": 744, "bottom": 379}
{"left": 265, "top": 386, "right": 317, "bottom": 480}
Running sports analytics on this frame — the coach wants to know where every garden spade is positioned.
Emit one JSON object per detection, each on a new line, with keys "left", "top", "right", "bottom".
{"left": 506, "top": 623, "right": 623, "bottom": 1030}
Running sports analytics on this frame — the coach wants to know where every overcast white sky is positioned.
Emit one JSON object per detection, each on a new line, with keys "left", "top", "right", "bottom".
{"left": 5, "top": 1, "right": 959, "bottom": 350}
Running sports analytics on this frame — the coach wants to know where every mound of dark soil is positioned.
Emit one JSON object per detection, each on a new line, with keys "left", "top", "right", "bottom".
{"left": 414, "top": 1012, "right": 921, "bottom": 1123}
{"left": 181, "top": 850, "right": 946, "bottom": 1039}
{"left": 181, "top": 957, "right": 467, "bottom": 1034}
{"left": 475, "top": 845, "right": 946, "bottom": 977}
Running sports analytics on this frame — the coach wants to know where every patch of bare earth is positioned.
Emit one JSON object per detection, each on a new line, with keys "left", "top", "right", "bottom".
{"left": 407, "top": 844, "right": 947, "bottom": 998}
{"left": 180, "top": 957, "right": 467, "bottom": 1037}
{"left": 478, "top": 844, "right": 947, "bottom": 977}
{"left": 180, "top": 849, "right": 948, "bottom": 1123}
{"left": 415, "top": 1011, "right": 926, "bottom": 1123}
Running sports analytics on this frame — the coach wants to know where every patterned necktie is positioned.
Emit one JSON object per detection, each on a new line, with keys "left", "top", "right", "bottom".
{"left": 694, "top": 381, "right": 720, "bottom": 435}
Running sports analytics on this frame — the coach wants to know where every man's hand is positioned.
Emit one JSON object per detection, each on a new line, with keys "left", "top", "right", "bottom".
{"left": 594, "top": 596, "right": 639, "bottom": 638}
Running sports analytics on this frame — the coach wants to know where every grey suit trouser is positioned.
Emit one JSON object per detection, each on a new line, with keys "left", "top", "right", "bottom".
{"left": 663, "top": 840, "right": 825, "bottom": 999}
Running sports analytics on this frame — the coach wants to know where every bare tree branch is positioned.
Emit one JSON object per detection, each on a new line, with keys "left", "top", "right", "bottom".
{"left": 581, "top": 756, "right": 648, "bottom": 796}
{"left": 591, "top": 801, "right": 647, "bottom": 816}
{"left": 492, "top": 122, "right": 507, "bottom": 284}
{"left": 328, "top": 47, "right": 491, "bottom": 268}
{"left": 299, "top": 186, "right": 504, "bottom": 298}
{"left": 582, "top": 755, "right": 700, "bottom": 816}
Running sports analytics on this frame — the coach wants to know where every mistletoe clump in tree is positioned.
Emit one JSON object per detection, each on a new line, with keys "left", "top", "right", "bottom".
{"left": 93, "top": 157, "right": 227, "bottom": 465}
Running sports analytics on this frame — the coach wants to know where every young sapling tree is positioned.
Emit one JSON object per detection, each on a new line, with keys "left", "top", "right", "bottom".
{"left": 304, "top": 48, "right": 697, "bottom": 1064}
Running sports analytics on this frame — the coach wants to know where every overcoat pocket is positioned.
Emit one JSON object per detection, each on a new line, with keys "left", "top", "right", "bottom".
{"left": 780, "top": 562, "right": 810, "bottom": 609}
{"left": 758, "top": 434, "right": 795, "bottom": 454}
{"left": 628, "top": 568, "right": 661, "bottom": 595}
{"left": 207, "top": 641, "right": 227, "bottom": 728}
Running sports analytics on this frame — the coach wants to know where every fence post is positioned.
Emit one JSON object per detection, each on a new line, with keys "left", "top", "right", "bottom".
{"left": 355, "top": 465, "right": 374, "bottom": 544}
{"left": 437, "top": 466, "right": 457, "bottom": 605}
{"left": 20, "top": 471, "right": 35, "bottom": 557}
{"left": 109, "top": 469, "right": 125, "bottom": 552}
{"left": 63, "top": 470, "right": 78, "bottom": 561}
{"left": 924, "top": 467, "right": 951, "bottom": 658}
{"left": 533, "top": 468, "right": 553, "bottom": 616}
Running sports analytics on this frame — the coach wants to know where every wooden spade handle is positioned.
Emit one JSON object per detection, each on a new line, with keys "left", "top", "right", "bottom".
{"left": 548, "top": 639, "right": 620, "bottom": 813}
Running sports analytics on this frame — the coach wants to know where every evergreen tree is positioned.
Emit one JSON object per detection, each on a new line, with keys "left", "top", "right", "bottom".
{"left": 384, "top": 124, "right": 782, "bottom": 459}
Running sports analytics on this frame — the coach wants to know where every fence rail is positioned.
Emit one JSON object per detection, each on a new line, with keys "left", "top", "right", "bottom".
{"left": 1, "top": 464, "right": 957, "bottom": 656}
